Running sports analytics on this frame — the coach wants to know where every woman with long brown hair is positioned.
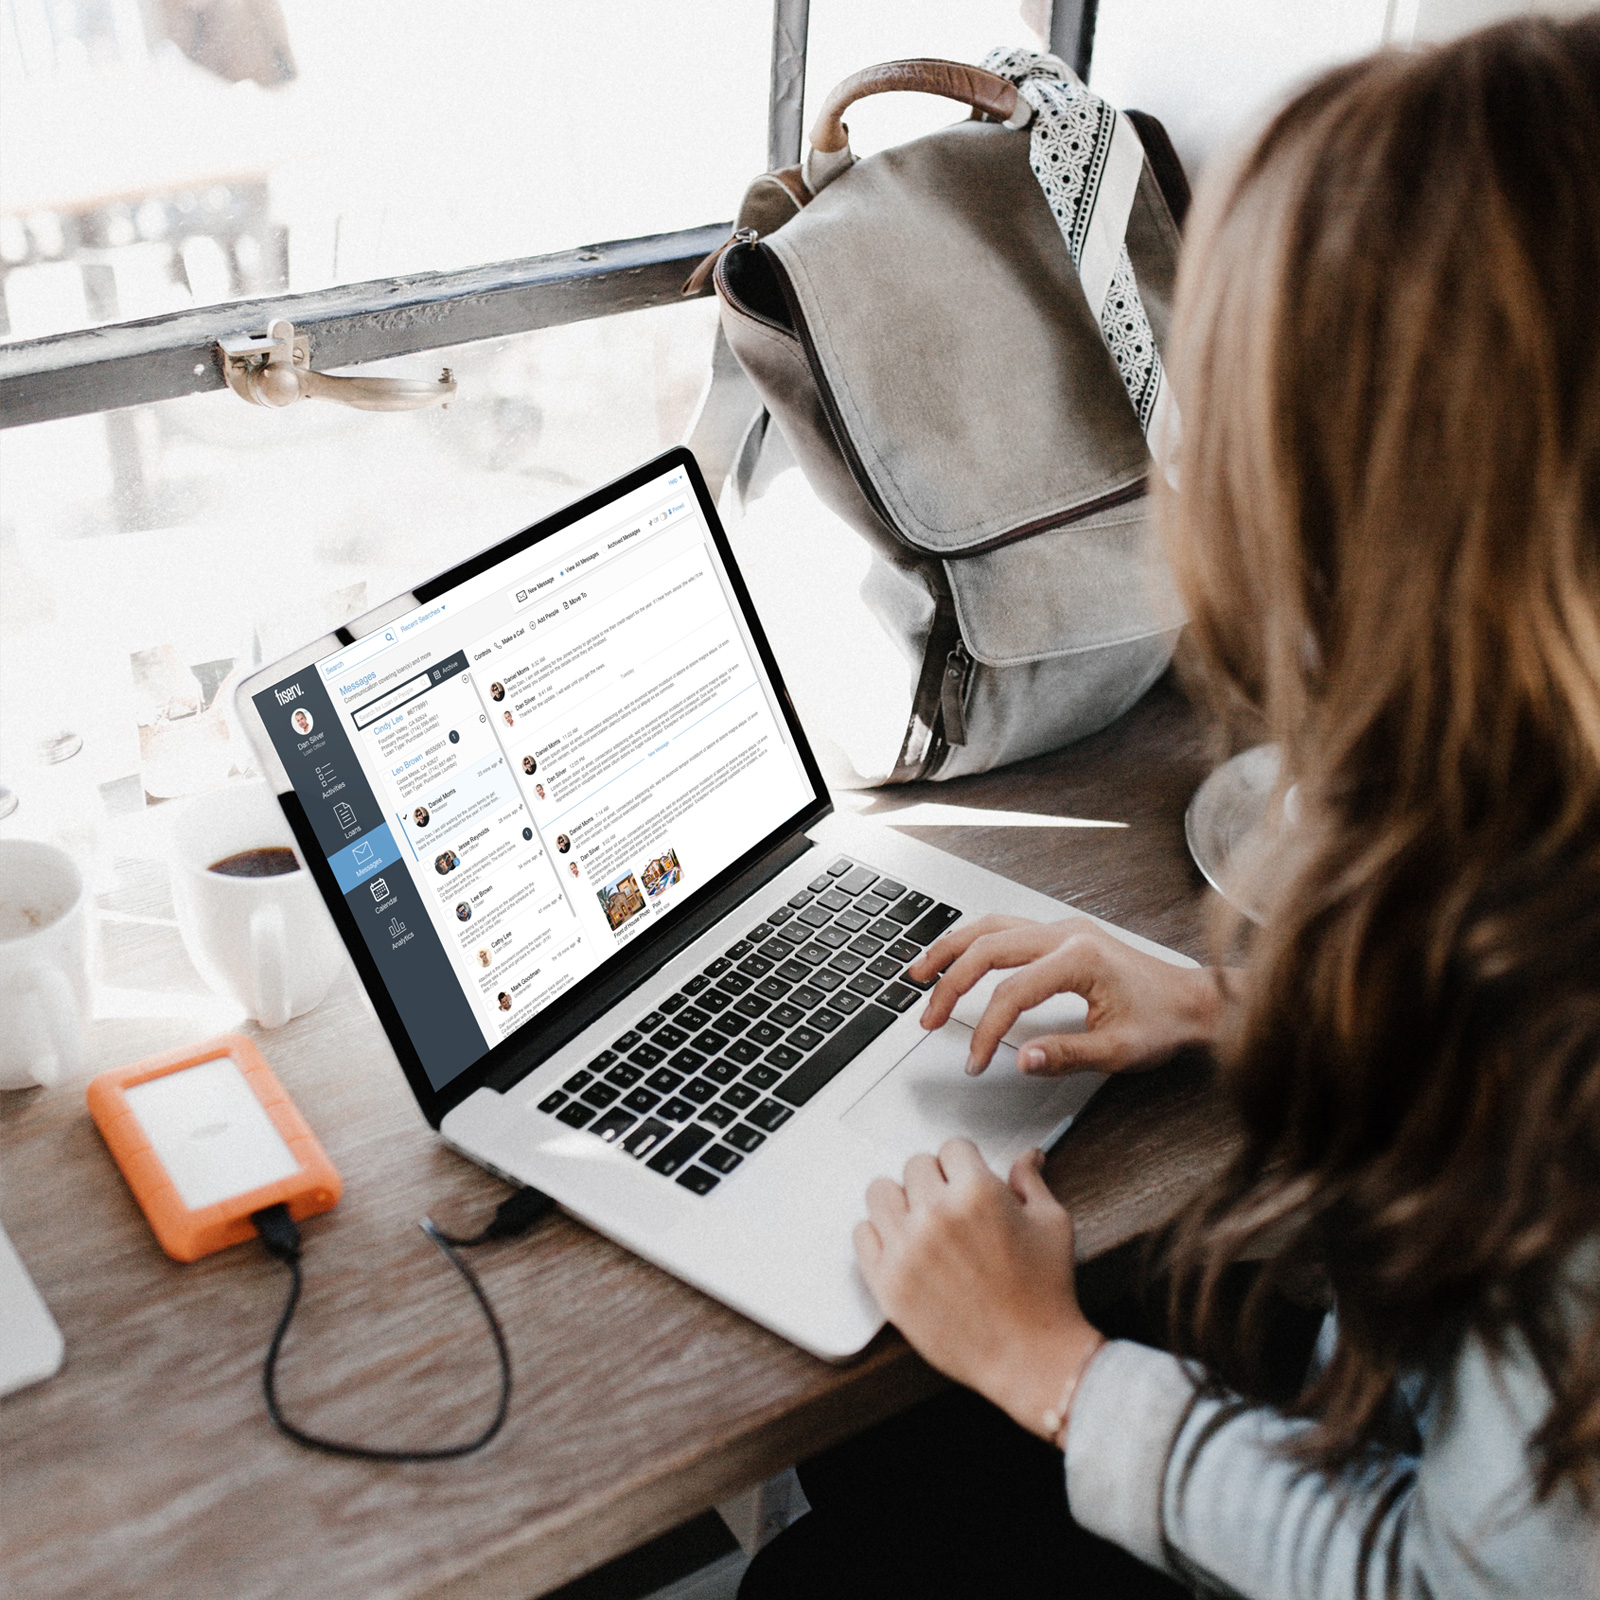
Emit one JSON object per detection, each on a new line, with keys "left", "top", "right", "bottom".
{"left": 743, "top": 15, "right": 1600, "bottom": 1598}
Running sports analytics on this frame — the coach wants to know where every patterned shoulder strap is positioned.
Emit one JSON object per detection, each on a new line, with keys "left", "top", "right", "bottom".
{"left": 983, "top": 47, "right": 1181, "bottom": 486}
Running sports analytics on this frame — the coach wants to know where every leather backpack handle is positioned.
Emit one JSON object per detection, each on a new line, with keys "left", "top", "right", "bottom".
{"left": 809, "top": 59, "right": 1022, "bottom": 153}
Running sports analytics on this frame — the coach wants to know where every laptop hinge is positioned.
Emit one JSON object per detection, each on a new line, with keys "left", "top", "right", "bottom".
{"left": 481, "top": 826, "right": 822, "bottom": 1097}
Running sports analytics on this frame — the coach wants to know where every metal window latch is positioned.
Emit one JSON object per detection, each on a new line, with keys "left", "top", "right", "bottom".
{"left": 217, "top": 318, "right": 457, "bottom": 411}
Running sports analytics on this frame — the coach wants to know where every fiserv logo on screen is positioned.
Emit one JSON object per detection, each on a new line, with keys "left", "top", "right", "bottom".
{"left": 274, "top": 683, "right": 303, "bottom": 705}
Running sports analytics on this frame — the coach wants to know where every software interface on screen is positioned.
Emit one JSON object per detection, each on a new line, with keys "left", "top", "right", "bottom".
{"left": 255, "top": 465, "right": 815, "bottom": 1091}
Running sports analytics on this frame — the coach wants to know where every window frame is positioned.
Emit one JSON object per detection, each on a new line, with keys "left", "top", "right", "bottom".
{"left": 0, "top": 0, "right": 1096, "bottom": 430}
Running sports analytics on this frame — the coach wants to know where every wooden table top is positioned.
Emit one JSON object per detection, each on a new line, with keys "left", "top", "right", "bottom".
{"left": 0, "top": 675, "right": 1235, "bottom": 1600}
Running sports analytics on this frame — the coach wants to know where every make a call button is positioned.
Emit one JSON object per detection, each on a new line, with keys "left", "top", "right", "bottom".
{"left": 329, "top": 823, "right": 400, "bottom": 893}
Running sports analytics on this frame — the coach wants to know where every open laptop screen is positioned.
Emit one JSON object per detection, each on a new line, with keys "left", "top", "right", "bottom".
{"left": 251, "top": 452, "right": 821, "bottom": 1105}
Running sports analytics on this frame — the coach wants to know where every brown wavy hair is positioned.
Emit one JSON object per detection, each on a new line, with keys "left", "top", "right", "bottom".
{"left": 1160, "top": 15, "right": 1600, "bottom": 1509}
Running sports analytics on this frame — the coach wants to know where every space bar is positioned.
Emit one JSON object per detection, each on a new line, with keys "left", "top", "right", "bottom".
{"left": 776, "top": 1005, "right": 898, "bottom": 1107}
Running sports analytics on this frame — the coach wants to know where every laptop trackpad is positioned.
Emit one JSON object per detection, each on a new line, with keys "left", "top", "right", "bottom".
{"left": 839, "top": 1023, "right": 1102, "bottom": 1172}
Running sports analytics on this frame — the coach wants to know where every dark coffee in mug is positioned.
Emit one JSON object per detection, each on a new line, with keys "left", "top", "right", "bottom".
{"left": 209, "top": 847, "right": 300, "bottom": 878}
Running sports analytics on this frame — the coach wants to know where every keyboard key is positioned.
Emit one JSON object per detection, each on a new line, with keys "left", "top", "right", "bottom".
{"left": 833, "top": 991, "right": 865, "bottom": 1014}
{"left": 867, "top": 955, "right": 902, "bottom": 980}
{"left": 798, "top": 905, "right": 832, "bottom": 928}
{"left": 873, "top": 879, "right": 908, "bottom": 902}
{"left": 857, "top": 893, "right": 890, "bottom": 917}
{"left": 581, "top": 1081, "right": 621, "bottom": 1109}
{"left": 667, "top": 1049, "right": 707, "bottom": 1074}
{"left": 770, "top": 1002, "right": 805, "bottom": 1028}
{"left": 654, "top": 1024, "right": 689, "bottom": 1050}
{"left": 588, "top": 1050, "right": 618, "bottom": 1070}
{"left": 725, "top": 1039, "right": 761, "bottom": 1065}
{"left": 836, "top": 908, "right": 870, "bottom": 933}
{"left": 725, "top": 939, "right": 754, "bottom": 960}
{"left": 810, "top": 968, "right": 845, "bottom": 992}
{"left": 713, "top": 1012, "right": 749, "bottom": 1036}
{"left": 747, "top": 922, "right": 775, "bottom": 943}
{"left": 677, "top": 1005, "right": 712, "bottom": 1031}
{"left": 787, "top": 890, "right": 815, "bottom": 909}
{"left": 556, "top": 1101, "right": 596, "bottom": 1128}
{"left": 878, "top": 982, "right": 919, "bottom": 1013}
{"left": 768, "top": 904, "right": 795, "bottom": 926}
{"left": 629, "top": 1042, "right": 666, "bottom": 1068}
{"left": 889, "top": 892, "right": 935, "bottom": 926}
{"left": 690, "top": 1030, "right": 723, "bottom": 1054}
{"left": 818, "top": 888, "right": 851, "bottom": 912}
{"left": 887, "top": 939, "right": 921, "bottom": 963}
{"left": 748, "top": 1020, "right": 783, "bottom": 1046}
{"left": 719, "top": 971, "right": 754, "bottom": 994}
{"left": 702, "top": 1058, "right": 741, "bottom": 1082}
{"left": 848, "top": 973, "right": 886, "bottom": 997}
{"left": 869, "top": 918, "right": 901, "bottom": 941}
{"left": 683, "top": 974, "right": 710, "bottom": 996}
{"left": 849, "top": 934, "right": 885, "bottom": 957}
{"left": 749, "top": 1099, "right": 794, "bottom": 1132}
{"left": 657, "top": 1096, "right": 696, "bottom": 1122}
{"left": 776, "top": 959, "right": 811, "bottom": 984}
{"left": 647, "top": 1124, "right": 712, "bottom": 1176}
{"left": 738, "top": 954, "right": 774, "bottom": 978}
{"left": 777, "top": 1004, "right": 897, "bottom": 1106}
{"left": 789, "top": 1026, "right": 824, "bottom": 1052}
{"left": 592, "top": 1108, "right": 637, "bottom": 1143}
{"left": 794, "top": 942, "right": 831, "bottom": 966}
{"left": 605, "top": 1062, "right": 645, "bottom": 1087}
{"left": 622, "top": 1087, "right": 661, "bottom": 1114}
{"left": 723, "top": 1083, "right": 759, "bottom": 1110}
{"left": 702, "top": 1145, "right": 744, "bottom": 1174}
{"left": 562, "top": 1069, "right": 594, "bottom": 1093}
{"left": 791, "top": 984, "right": 826, "bottom": 1009}
{"left": 637, "top": 1013, "right": 666, "bottom": 1034}
{"left": 838, "top": 867, "right": 878, "bottom": 895}
{"left": 816, "top": 926, "right": 850, "bottom": 949}
{"left": 734, "top": 994, "right": 770, "bottom": 1018}
{"left": 807, "top": 873, "right": 833, "bottom": 892}
{"left": 758, "top": 938, "right": 792, "bottom": 962}
{"left": 645, "top": 1067, "right": 685, "bottom": 1094}
{"left": 537, "top": 1090, "right": 567, "bottom": 1114}
{"left": 623, "top": 1118, "right": 673, "bottom": 1159}
{"left": 676, "top": 1166, "right": 721, "bottom": 1195}
{"left": 828, "top": 950, "right": 866, "bottom": 975}
{"left": 703, "top": 956, "right": 732, "bottom": 978}
{"left": 827, "top": 858, "right": 854, "bottom": 877}
{"left": 776, "top": 924, "right": 809, "bottom": 946}
{"left": 766, "top": 1044, "right": 803, "bottom": 1071}
{"left": 660, "top": 993, "right": 690, "bottom": 1014}
{"left": 744, "top": 1064, "right": 782, "bottom": 1089}
{"left": 902, "top": 970, "right": 936, "bottom": 992}
{"left": 755, "top": 977, "right": 791, "bottom": 1002}
{"left": 682, "top": 1077, "right": 718, "bottom": 1104}
{"left": 615, "top": 1029, "right": 642, "bottom": 1050}
{"left": 698, "top": 987, "right": 732, "bottom": 1013}
{"left": 726, "top": 1123, "right": 766, "bottom": 1153}
{"left": 698, "top": 1102, "right": 737, "bottom": 1129}
{"left": 812, "top": 1007, "right": 845, "bottom": 1032}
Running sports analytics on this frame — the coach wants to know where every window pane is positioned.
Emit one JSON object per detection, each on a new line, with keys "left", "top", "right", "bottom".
{"left": 0, "top": 1, "right": 766, "bottom": 341}
{"left": 800, "top": 0, "right": 1038, "bottom": 162}
{"left": 0, "top": 296, "right": 718, "bottom": 819}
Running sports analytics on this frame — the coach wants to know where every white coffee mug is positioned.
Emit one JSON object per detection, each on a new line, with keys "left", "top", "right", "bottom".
{"left": 169, "top": 782, "right": 343, "bottom": 1028}
{"left": 0, "top": 840, "right": 93, "bottom": 1090}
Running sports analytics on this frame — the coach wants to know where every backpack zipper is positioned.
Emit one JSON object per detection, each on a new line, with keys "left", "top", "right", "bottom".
{"left": 940, "top": 639, "right": 974, "bottom": 748}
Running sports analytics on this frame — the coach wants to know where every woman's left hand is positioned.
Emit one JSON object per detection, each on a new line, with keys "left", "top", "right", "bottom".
{"left": 854, "top": 1138, "right": 1105, "bottom": 1442}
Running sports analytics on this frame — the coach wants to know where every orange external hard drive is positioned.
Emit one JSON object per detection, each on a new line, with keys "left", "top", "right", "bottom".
{"left": 87, "top": 1034, "right": 341, "bottom": 1262}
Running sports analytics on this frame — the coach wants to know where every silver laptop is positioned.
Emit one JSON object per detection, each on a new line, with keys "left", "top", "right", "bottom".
{"left": 237, "top": 448, "right": 1193, "bottom": 1360}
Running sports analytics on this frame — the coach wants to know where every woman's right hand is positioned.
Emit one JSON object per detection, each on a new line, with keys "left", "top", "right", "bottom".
{"left": 909, "top": 915, "right": 1230, "bottom": 1079}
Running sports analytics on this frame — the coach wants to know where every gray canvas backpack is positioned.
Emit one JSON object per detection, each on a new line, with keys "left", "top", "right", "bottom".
{"left": 685, "top": 53, "right": 1190, "bottom": 784}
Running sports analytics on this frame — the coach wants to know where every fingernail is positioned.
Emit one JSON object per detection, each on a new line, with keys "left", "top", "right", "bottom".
{"left": 920, "top": 1006, "right": 934, "bottom": 1029}
{"left": 1020, "top": 1046, "right": 1043, "bottom": 1072}
{"left": 965, "top": 1054, "right": 982, "bottom": 1076}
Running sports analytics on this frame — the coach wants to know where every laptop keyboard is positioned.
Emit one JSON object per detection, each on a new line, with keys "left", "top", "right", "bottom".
{"left": 533, "top": 857, "right": 962, "bottom": 1196}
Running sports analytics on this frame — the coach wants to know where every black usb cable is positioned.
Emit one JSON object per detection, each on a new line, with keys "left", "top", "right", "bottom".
{"left": 251, "top": 1186, "right": 555, "bottom": 1461}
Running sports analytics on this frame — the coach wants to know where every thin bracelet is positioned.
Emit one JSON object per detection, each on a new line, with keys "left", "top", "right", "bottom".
{"left": 1042, "top": 1334, "right": 1108, "bottom": 1449}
